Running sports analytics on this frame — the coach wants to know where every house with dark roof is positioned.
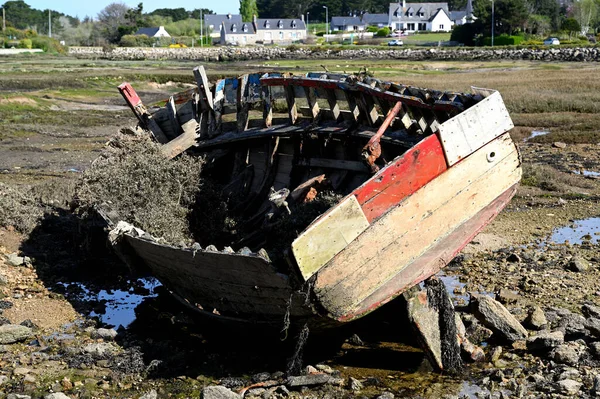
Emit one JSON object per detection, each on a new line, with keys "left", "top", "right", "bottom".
{"left": 254, "top": 17, "right": 307, "bottom": 44}
{"left": 220, "top": 21, "right": 257, "bottom": 45}
{"left": 361, "top": 13, "right": 389, "bottom": 28}
{"left": 330, "top": 16, "right": 365, "bottom": 32}
{"left": 388, "top": 1, "right": 453, "bottom": 32}
{"left": 219, "top": 16, "right": 307, "bottom": 46}
{"left": 449, "top": 0, "right": 475, "bottom": 25}
{"left": 134, "top": 26, "right": 171, "bottom": 38}
{"left": 204, "top": 14, "right": 242, "bottom": 41}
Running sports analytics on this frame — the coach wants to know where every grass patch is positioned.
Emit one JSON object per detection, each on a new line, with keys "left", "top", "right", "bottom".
{"left": 521, "top": 163, "right": 595, "bottom": 192}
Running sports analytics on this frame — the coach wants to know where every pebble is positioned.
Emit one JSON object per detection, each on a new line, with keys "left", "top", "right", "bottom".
{"left": 524, "top": 306, "right": 547, "bottom": 330}
{"left": 91, "top": 328, "right": 118, "bottom": 341}
{"left": 567, "top": 256, "right": 589, "bottom": 272}
{"left": 139, "top": 390, "right": 158, "bottom": 399}
{"left": 286, "top": 374, "right": 331, "bottom": 387}
{"left": 526, "top": 330, "right": 564, "bottom": 350}
{"left": 348, "top": 376, "right": 364, "bottom": 391}
{"left": 5, "top": 253, "right": 24, "bottom": 266}
{"left": 549, "top": 343, "right": 582, "bottom": 366}
{"left": 0, "top": 324, "right": 33, "bottom": 344}
{"left": 556, "top": 379, "right": 582, "bottom": 395}
{"left": 553, "top": 142, "right": 567, "bottom": 149}
{"left": 201, "top": 385, "right": 241, "bottom": 399}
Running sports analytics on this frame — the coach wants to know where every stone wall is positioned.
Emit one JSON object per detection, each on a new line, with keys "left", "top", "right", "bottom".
{"left": 68, "top": 46, "right": 600, "bottom": 62}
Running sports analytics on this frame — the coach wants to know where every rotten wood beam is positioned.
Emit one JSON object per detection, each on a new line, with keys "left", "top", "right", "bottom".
{"left": 284, "top": 85, "right": 298, "bottom": 125}
{"left": 166, "top": 96, "right": 183, "bottom": 137}
{"left": 303, "top": 86, "right": 319, "bottom": 120}
{"left": 237, "top": 74, "right": 250, "bottom": 132}
{"left": 160, "top": 118, "right": 200, "bottom": 159}
{"left": 118, "top": 82, "right": 169, "bottom": 144}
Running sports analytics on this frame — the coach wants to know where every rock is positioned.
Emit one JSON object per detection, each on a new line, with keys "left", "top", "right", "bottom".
{"left": 496, "top": 289, "right": 520, "bottom": 305}
{"left": 586, "top": 318, "right": 600, "bottom": 337}
{"left": 348, "top": 377, "right": 363, "bottom": 391}
{"left": 91, "top": 328, "right": 118, "bottom": 341}
{"left": 553, "top": 142, "right": 567, "bottom": 149}
{"left": 567, "top": 256, "right": 589, "bottom": 272}
{"left": 549, "top": 343, "right": 582, "bottom": 366}
{"left": 557, "top": 368, "right": 580, "bottom": 381}
{"left": 286, "top": 374, "right": 331, "bottom": 387}
{"left": 315, "top": 364, "right": 334, "bottom": 374}
{"left": 583, "top": 304, "right": 600, "bottom": 319}
{"left": 557, "top": 313, "right": 587, "bottom": 340}
{"left": 82, "top": 342, "right": 118, "bottom": 357}
{"left": 251, "top": 372, "right": 271, "bottom": 383}
{"left": 0, "top": 273, "right": 8, "bottom": 285}
{"left": 7, "top": 394, "right": 31, "bottom": 399}
{"left": 526, "top": 330, "right": 564, "bottom": 350}
{"left": 139, "top": 390, "right": 158, "bottom": 399}
{"left": 5, "top": 253, "right": 24, "bottom": 266}
{"left": 592, "top": 374, "right": 600, "bottom": 396}
{"left": 61, "top": 377, "right": 73, "bottom": 391}
{"left": 0, "top": 375, "right": 8, "bottom": 385}
{"left": 524, "top": 306, "right": 547, "bottom": 330}
{"left": 0, "top": 300, "right": 13, "bottom": 310}
{"left": 305, "top": 365, "right": 318, "bottom": 374}
{"left": 0, "top": 316, "right": 10, "bottom": 326}
{"left": 45, "top": 393, "right": 71, "bottom": 399}
{"left": 506, "top": 253, "right": 521, "bottom": 263}
{"left": 348, "top": 334, "right": 364, "bottom": 346}
{"left": 471, "top": 294, "right": 528, "bottom": 342}
{"left": 0, "top": 324, "right": 32, "bottom": 344}
{"left": 13, "top": 367, "right": 32, "bottom": 376}
{"left": 455, "top": 314, "right": 484, "bottom": 362}
{"left": 375, "top": 393, "right": 395, "bottom": 399}
{"left": 20, "top": 319, "right": 37, "bottom": 330}
{"left": 590, "top": 342, "right": 600, "bottom": 359}
{"left": 201, "top": 386, "right": 241, "bottom": 399}
{"left": 556, "top": 379, "right": 582, "bottom": 395}
{"left": 465, "top": 321, "right": 493, "bottom": 344}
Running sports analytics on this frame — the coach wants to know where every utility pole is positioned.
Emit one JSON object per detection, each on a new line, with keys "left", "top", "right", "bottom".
{"left": 200, "top": 9, "right": 203, "bottom": 48}
{"left": 48, "top": 10, "right": 52, "bottom": 37}
{"left": 2, "top": 7, "right": 6, "bottom": 32}
{"left": 491, "top": 0, "right": 494, "bottom": 47}
{"left": 323, "top": 5, "right": 328, "bottom": 42}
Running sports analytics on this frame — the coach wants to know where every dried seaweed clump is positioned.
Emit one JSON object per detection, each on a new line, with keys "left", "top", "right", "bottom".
{"left": 75, "top": 131, "right": 204, "bottom": 245}
{"left": 0, "top": 183, "right": 46, "bottom": 234}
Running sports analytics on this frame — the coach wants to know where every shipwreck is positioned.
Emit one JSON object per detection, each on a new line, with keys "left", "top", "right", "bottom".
{"left": 108, "top": 66, "right": 521, "bottom": 328}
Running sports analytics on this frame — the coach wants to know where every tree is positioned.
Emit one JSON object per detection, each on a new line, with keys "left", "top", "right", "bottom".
{"left": 526, "top": 14, "right": 551, "bottom": 35}
{"left": 150, "top": 8, "right": 189, "bottom": 22}
{"left": 240, "top": 0, "right": 259, "bottom": 21}
{"left": 562, "top": 17, "right": 581, "bottom": 38}
{"left": 473, "top": 0, "right": 529, "bottom": 35}
{"left": 190, "top": 9, "right": 215, "bottom": 19}
{"left": 571, "top": 0, "right": 598, "bottom": 33}
{"left": 97, "top": 2, "right": 130, "bottom": 43}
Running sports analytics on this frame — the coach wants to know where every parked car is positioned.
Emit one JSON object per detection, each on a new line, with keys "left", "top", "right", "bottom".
{"left": 388, "top": 39, "right": 403, "bottom": 46}
{"left": 543, "top": 37, "right": 560, "bottom": 45}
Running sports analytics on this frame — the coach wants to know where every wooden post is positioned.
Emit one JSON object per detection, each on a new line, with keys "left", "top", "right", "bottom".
{"left": 237, "top": 74, "right": 250, "bottom": 132}
{"left": 344, "top": 91, "right": 360, "bottom": 122}
{"left": 284, "top": 85, "right": 298, "bottom": 125}
{"left": 325, "top": 89, "right": 341, "bottom": 122}
{"left": 304, "top": 86, "right": 319, "bottom": 120}
{"left": 262, "top": 84, "right": 273, "bottom": 128}
{"left": 118, "top": 82, "right": 168, "bottom": 144}
{"left": 160, "top": 118, "right": 200, "bottom": 159}
{"left": 213, "top": 79, "right": 225, "bottom": 134}
{"left": 166, "top": 96, "right": 183, "bottom": 136}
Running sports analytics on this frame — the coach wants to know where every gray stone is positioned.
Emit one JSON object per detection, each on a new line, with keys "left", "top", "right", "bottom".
{"left": 375, "top": 393, "right": 395, "bottom": 399}
{"left": 557, "top": 313, "right": 587, "bottom": 339}
{"left": 549, "top": 343, "right": 582, "bottom": 366}
{"left": 505, "top": 253, "right": 521, "bottom": 263}
{"left": 590, "top": 341, "right": 600, "bottom": 359}
{"left": 5, "top": 253, "right": 24, "bottom": 266}
{"left": 0, "top": 324, "right": 32, "bottom": 344}
{"left": 496, "top": 289, "right": 520, "bottom": 305}
{"left": 45, "top": 393, "right": 71, "bottom": 399}
{"left": 557, "top": 368, "right": 580, "bottom": 381}
{"left": 315, "top": 364, "right": 334, "bottom": 374}
{"left": 7, "top": 395, "right": 31, "bottom": 399}
{"left": 587, "top": 318, "right": 600, "bottom": 337}
{"left": 568, "top": 256, "right": 589, "bottom": 272}
{"left": 13, "top": 367, "right": 32, "bottom": 376}
{"left": 348, "top": 377, "right": 363, "bottom": 391}
{"left": 526, "top": 330, "right": 564, "bottom": 350}
{"left": 201, "top": 386, "right": 241, "bottom": 399}
{"left": 556, "top": 379, "right": 582, "bottom": 395}
{"left": 91, "top": 328, "right": 117, "bottom": 341}
{"left": 553, "top": 142, "right": 567, "bottom": 149}
{"left": 465, "top": 321, "right": 493, "bottom": 344}
{"left": 0, "top": 375, "right": 8, "bottom": 385}
{"left": 583, "top": 304, "right": 600, "bottom": 319}
{"left": 471, "top": 295, "right": 528, "bottom": 342}
{"left": 286, "top": 374, "right": 331, "bottom": 387}
{"left": 0, "top": 273, "right": 8, "bottom": 285}
{"left": 82, "top": 343, "right": 118, "bottom": 357}
{"left": 592, "top": 374, "right": 600, "bottom": 396}
{"left": 139, "top": 390, "right": 158, "bottom": 399}
{"left": 524, "top": 306, "right": 547, "bottom": 330}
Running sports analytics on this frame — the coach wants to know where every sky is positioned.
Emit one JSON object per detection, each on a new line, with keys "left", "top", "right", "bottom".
{"left": 21, "top": 0, "right": 240, "bottom": 20}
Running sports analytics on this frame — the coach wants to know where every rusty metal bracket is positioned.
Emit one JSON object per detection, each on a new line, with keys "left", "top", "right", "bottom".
{"left": 361, "top": 101, "right": 403, "bottom": 173}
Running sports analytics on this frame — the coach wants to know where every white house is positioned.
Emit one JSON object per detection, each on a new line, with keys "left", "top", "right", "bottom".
{"left": 388, "top": 1, "right": 453, "bottom": 32}
{"left": 330, "top": 16, "right": 366, "bottom": 32}
{"left": 205, "top": 14, "right": 242, "bottom": 41}
{"left": 449, "top": 0, "right": 475, "bottom": 25}
{"left": 134, "top": 26, "right": 171, "bottom": 38}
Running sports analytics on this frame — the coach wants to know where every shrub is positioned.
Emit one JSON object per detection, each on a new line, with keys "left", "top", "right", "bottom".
{"left": 366, "top": 26, "right": 379, "bottom": 33}
{"left": 376, "top": 27, "right": 390, "bottom": 37}
{"left": 18, "top": 38, "right": 32, "bottom": 49}
{"left": 482, "top": 34, "right": 524, "bottom": 46}
{"left": 31, "top": 36, "right": 66, "bottom": 53}
{"left": 119, "top": 34, "right": 156, "bottom": 47}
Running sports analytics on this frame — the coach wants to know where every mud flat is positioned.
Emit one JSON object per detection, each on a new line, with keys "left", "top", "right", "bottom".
{"left": 1, "top": 57, "right": 600, "bottom": 398}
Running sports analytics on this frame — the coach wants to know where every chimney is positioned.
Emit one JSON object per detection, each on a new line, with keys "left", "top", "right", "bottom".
{"left": 227, "top": 13, "right": 232, "bottom": 20}
{"left": 402, "top": 0, "right": 406, "bottom": 8}
{"left": 253, "top": 14, "right": 257, "bottom": 23}
{"left": 301, "top": 14, "right": 304, "bottom": 22}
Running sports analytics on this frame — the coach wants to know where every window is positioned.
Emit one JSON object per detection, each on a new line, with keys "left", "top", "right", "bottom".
{"left": 407, "top": 23, "right": 415, "bottom": 30}
{"left": 265, "top": 20, "right": 270, "bottom": 28}
{"left": 409, "top": 12, "right": 413, "bottom": 16}
{"left": 289, "top": 32, "right": 293, "bottom": 38}
{"left": 279, "top": 31, "right": 284, "bottom": 39}
{"left": 277, "top": 20, "right": 283, "bottom": 28}
{"left": 439, "top": 24, "right": 444, "bottom": 29}
{"left": 243, "top": 24, "right": 248, "bottom": 32}
{"left": 231, "top": 24, "right": 237, "bottom": 32}
{"left": 418, "top": 23, "right": 426, "bottom": 30}
{"left": 291, "top": 20, "right": 297, "bottom": 28}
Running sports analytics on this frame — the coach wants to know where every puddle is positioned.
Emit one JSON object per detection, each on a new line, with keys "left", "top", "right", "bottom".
{"left": 525, "top": 130, "right": 550, "bottom": 142}
{"left": 57, "top": 278, "right": 161, "bottom": 328}
{"left": 573, "top": 169, "right": 600, "bottom": 177}
{"left": 548, "top": 217, "right": 600, "bottom": 245}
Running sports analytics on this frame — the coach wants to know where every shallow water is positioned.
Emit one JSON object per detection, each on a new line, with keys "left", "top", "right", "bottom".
{"left": 573, "top": 169, "right": 600, "bottom": 177}
{"left": 548, "top": 217, "right": 600, "bottom": 245}
{"left": 525, "top": 130, "right": 550, "bottom": 141}
{"left": 58, "top": 278, "right": 161, "bottom": 328}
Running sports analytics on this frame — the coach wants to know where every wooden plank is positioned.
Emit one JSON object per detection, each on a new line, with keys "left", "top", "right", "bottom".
{"left": 354, "top": 134, "right": 448, "bottom": 222}
{"left": 193, "top": 65, "right": 214, "bottom": 111}
{"left": 118, "top": 82, "right": 168, "bottom": 144}
{"left": 438, "top": 90, "right": 513, "bottom": 166}
{"left": 213, "top": 79, "right": 225, "bottom": 133}
{"left": 292, "top": 196, "right": 370, "bottom": 281}
{"left": 313, "top": 134, "right": 521, "bottom": 317}
{"left": 284, "top": 85, "right": 298, "bottom": 124}
{"left": 304, "top": 86, "right": 320, "bottom": 120}
{"left": 237, "top": 74, "right": 250, "bottom": 132}
{"left": 262, "top": 83, "right": 273, "bottom": 128}
{"left": 342, "top": 184, "right": 518, "bottom": 321}
{"left": 325, "top": 88, "right": 342, "bottom": 122}
{"left": 296, "top": 158, "right": 371, "bottom": 173}
{"left": 166, "top": 96, "right": 183, "bottom": 136}
{"left": 160, "top": 118, "right": 199, "bottom": 159}
{"left": 345, "top": 91, "right": 360, "bottom": 122}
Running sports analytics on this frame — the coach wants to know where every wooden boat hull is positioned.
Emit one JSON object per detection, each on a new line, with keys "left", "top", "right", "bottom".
{"left": 110, "top": 70, "right": 521, "bottom": 328}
